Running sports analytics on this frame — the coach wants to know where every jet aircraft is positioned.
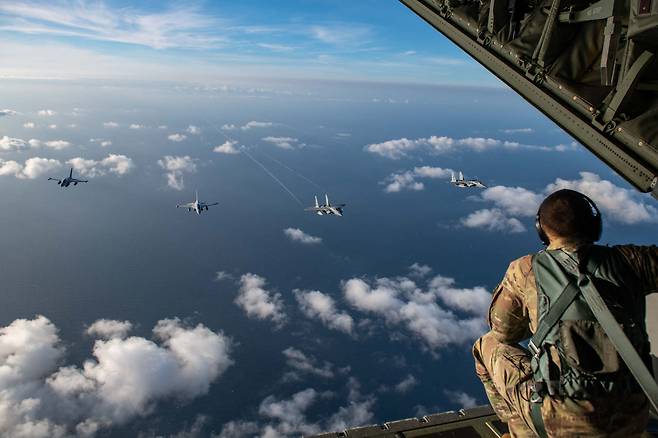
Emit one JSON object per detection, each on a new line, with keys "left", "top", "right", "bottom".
{"left": 176, "top": 190, "right": 218, "bottom": 215}
{"left": 48, "top": 168, "right": 88, "bottom": 187}
{"left": 450, "top": 171, "right": 486, "bottom": 188}
{"left": 305, "top": 194, "right": 345, "bottom": 217}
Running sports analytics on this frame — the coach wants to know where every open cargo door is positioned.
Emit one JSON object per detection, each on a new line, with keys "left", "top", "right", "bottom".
{"left": 399, "top": 0, "right": 658, "bottom": 198}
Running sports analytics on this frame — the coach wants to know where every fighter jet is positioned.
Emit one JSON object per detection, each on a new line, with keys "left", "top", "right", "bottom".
{"left": 176, "top": 190, "right": 218, "bottom": 215}
{"left": 451, "top": 171, "right": 486, "bottom": 189}
{"left": 305, "top": 194, "right": 345, "bottom": 217}
{"left": 48, "top": 168, "right": 88, "bottom": 187}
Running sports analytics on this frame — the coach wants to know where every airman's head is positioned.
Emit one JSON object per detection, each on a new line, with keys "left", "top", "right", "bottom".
{"left": 535, "top": 189, "right": 602, "bottom": 245}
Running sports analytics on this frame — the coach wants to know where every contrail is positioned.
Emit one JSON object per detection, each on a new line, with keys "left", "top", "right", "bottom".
{"left": 261, "top": 151, "right": 323, "bottom": 191}
{"left": 240, "top": 147, "right": 304, "bottom": 206}
{"left": 203, "top": 117, "right": 305, "bottom": 206}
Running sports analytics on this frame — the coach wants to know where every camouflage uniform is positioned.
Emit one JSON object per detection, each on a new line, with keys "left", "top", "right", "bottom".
{"left": 473, "top": 243, "right": 658, "bottom": 437}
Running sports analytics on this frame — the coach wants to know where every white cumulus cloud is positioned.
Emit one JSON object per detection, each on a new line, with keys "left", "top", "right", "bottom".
{"left": 86, "top": 319, "right": 133, "bottom": 339}
{"left": 214, "top": 140, "right": 240, "bottom": 154}
{"left": 68, "top": 154, "right": 134, "bottom": 177}
{"left": 282, "top": 347, "right": 334, "bottom": 379}
{"left": 23, "top": 122, "right": 35, "bottom": 128}
{"left": 0, "top": 157, "right": 62, "bottom": 179}
{"left": 262, "top": 136, "right": 300, "bottom": 150}
{"left": 0, "top": 109, "right": 17, "bottom": 116}
{"left": 38, "top": 109, "right": 56, "bottom": 116}
{"left": 0, "top": 315, "right": 233, "bottom": 437}
{"left": 342, "top": 271, "right": 489, "bottom": 353}
{"left": 283, "top": 228, "right": 322, "bottom": 245}
{"left": 235, "top": 273, "right": 286, "bottom": 327}
{"left": 168, "top": 133, "right": 187, "bottom": 142}
{"left": 382, "top": 166, "right": 452, "bottom": 193}
{"left": 0, "top": 135, "right": 27, "bottom": 151}
{"left": 103, "top": 121, "right": 119, "bottom": 128}
{"left": 157, "top": 155, "right": 197, "bottom": 190}
{"left": 461, "top": 208, "right": 527, "bottom": 233}
{"left": 294, "top": 289, "right": 354, "bottom": 335}
{"left": 186, "top": 125, "right": 201, "bottom": 135}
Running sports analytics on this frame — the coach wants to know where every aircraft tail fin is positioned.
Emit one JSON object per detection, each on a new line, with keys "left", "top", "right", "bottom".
{"left": 195, "top": 189, "right": 198, "bottom": 202}
{"left": 450, "top": 172, "right": 456, "bottom": 183}
{"left": 458, "top": 171, "right": 464, "bottom": 181}
{"left": 325, "top": 193, "right": 330, "bottom": 206}
{"left": 314, "top": 195, "right": 319, "bottom": 208}
{"left": 69, "top": 168, "right": 73, "bottom": 178}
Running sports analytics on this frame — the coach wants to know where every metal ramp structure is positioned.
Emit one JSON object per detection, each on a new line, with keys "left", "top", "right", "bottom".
{"left": 398, "top": 0, "right": 658, "bottom": 198}
{"left": 307, "top": 405, "right": 508, "bottom": 438}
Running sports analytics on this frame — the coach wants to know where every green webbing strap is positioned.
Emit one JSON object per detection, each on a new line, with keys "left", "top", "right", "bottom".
{"left": 528, "top": 279, "right": 580, "bottom": 356}
{"left": 531, "top": 401, "right": 548, "bottom": 438}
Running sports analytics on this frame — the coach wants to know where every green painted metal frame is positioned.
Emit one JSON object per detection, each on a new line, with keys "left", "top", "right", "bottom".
{"left": 399, "top": 0, "right": 658, "bottom": 198}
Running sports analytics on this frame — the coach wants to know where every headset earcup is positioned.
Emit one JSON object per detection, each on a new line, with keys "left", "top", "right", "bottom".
{"left": 535, "top": 213, "right": 549, "bottom": 245}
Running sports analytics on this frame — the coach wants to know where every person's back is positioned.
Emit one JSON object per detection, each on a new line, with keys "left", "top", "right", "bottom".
{"left": 473, "top": 189, "right": 658, "bottom": 437}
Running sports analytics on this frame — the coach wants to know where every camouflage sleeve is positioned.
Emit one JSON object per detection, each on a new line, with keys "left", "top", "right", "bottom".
{"left": 488, "top": 259, "right": 532, "bottom": 344}
{"left": 615, "top": 245, "right": 658, "bottom": 295}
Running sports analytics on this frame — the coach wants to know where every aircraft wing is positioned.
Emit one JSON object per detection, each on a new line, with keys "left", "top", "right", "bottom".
{"left": 72, "top": 179, "right": 88, "bottom": 183}
{"left": 206, "top": 202, "right": 219, "bottom": 207}
{"left": 305, "top": 207, "right": 322, "bottom": 211}
{"left": 177, "top": 202, "right": 195, "bottom": 208}
{"left": 399, "top": 0, "right": 658, "bottom": 198}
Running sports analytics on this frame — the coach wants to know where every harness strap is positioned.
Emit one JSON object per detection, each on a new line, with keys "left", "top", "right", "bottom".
{"left": 531, "top": 401, "right": 548, "bottom": 438}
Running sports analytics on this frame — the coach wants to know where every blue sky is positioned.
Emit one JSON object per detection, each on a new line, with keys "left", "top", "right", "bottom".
{"left": 0, "top": 0, "right": 495, "bottom": 84}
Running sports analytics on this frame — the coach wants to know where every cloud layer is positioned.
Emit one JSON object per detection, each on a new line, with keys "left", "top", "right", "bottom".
{"left": 0, "top": 315, "right": 232, "bottom": 437}
{"left": 463, "top": 172, "right": 657, "bottom": 233}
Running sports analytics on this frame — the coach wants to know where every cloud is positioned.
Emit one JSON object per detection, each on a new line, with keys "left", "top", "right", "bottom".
{"left": 294, "top": 289, "right": 354, "bottom": 335}
{"left": 480, "top": 186, "right": 543, "bottom": 217}
{"left": 0, "top": 135, "right": 27, "bottom": 151}
{"left": 466, "top": 172, "right": 658, "bottom": 231}
{"left": 444, "top": 389, "right": 479, "bottom": 409}
{"left": 214, "top": 271, "right": 235, "bottom": 282}
{"left": 0, "top": 109, "right": 18, "bottom": 116}
{"left": 366, "top": 135, "right": 568, "bottom": 159}
{"left": 0, "top": 315, "right": 233, "bottom": 436}
{"left": 546, "top": 171, "right": 658, "bottom": 224}
{"left": 0, "top": 157, "right": 62, "bottom": 179}
{"left": 283, "top": 228, "right": 322, "bottom": 245}
{"left": 342, "top": 271, "right": 488, "bottom": 353}
{"left": 258, "top": 43, "right": 294, "bottom": 52}
{"left": 45, "top": 140, "right": 71, "bottom": 149}
{"left": 219, "top": 378, "right": 375, "bottom": 437}
{"left": 213, "top": 140, "right": 240, "bottom": 155}
{"left": 86, "top": 319, "right": 133, "bottom": 340}
{"left": 382, "top": 166, "right": 452, "bottom": 193}
{"left": 262, "top": 136, "right": 300, "bottom": 150}
{"left": 129, "top": 123, "right": 144, "bottom": 129}
{"left": 500, "top": 128, "right": 534, "bottom": 134}
{"left": 103, "top": 121, "right": 119, "bottom": 128}
{"left": 282, "top": 347, "right": 334, "bottom": 379}
{"left": 168, "top": 133, "right": 187, "bottom": 142}
{"left": 23, "top": 122, "right": 35, "bottom": 128}
{"left": 394, "top": 374, "right": 418, "bottom": 393}
{"left": 0, "top": 2, "right": 225, "bottom": 50}
{"left": 48, "top": 123, "right": 57, "bottom": 129}
{"left": 408, "top": 263, "right": 432, "bottom": 279}
{"left": 461, "top": 208, "right": 527, "bottom": 233}
{"left": 68, "top": 154, "right": 134, "bottom": 177}
{"left": 235, "top": 273, "right": 286, "bottom": 327}
{"left": 38, "top": 109, "right": 56, "bottom": 116}
{"left": 223, "top": 121, "right": 274, "bottom": 131}
{"left": 157, "top": 155, "right": 196, "bottom": 190}
{"left": 186, "top": 125, "right": 200, "bottom": 135}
